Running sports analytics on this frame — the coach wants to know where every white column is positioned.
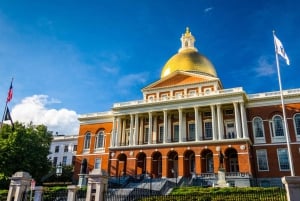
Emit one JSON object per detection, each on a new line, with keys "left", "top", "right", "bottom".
{"left": 194, "top": 106, "right": 199, "bottom": 141}
{"left": 139, "top": 117, "right": 144, "bottom": 144}
{"left": 129, "top": 114, "right": 134, "bottom": 145}
{"left": 121, "top": 119, "right": 126, "bottom": 145}
{"left": 134, "top": 114, "right": 139, "bottom": 145}
{"left": 178, "top": 108, "right": 183, "bottom": 142}
{"left": 217, "top": 104, "right": 224, "bottom": 140}
{"left": 240, "top": 102, "right": 249, "bottom": 138}
{"left": 148, "top": 112, "right": 153, "bottom": 144}
{"left": 116, "top": 117, "right": 121, "bottom": 147}
{"left": 168, "top": 114, "right": 172, "bottom": 142}
{"left": 233, "top": 102, "right": 242, "bottom": 138}
{"left": 199, "top": 111, "right": 203, "bottom": 140}
{"left": 163, "top": 110, "right": 168, "bottom": 144}
{"left": 153, "top": 115, "right": 157, "bottom": 144}
{"left": 211, "top": 105, "right": 218, "bottom": 140}
{"left": 111, "top": 117, "right": 116, "bottom": 147}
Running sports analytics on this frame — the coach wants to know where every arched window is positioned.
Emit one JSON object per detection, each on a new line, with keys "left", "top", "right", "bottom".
{"left": 273, "top": 115, "right": 284, "bottom": 137}
{"left": 84, "top": 132, "right": 91, "bottom": 149}
{"left": 253, "top": 117, "right": 264, "bottom": 138}
{"left": 294, "top": 113, "right": 300, "bottom": 136}
{"left": 95, "top": 130, "right": 105, "bottom": 149}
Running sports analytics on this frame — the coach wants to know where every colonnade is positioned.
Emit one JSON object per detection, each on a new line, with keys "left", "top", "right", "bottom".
{"left": 110, "top": 102, "right": 249, "bottom": 147}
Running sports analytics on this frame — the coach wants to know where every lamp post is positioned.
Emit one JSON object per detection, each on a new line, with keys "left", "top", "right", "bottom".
{"left": 171, "top": 169, "right": 177, "bottom": 187}
{"left": 56, "top": 162, "right": 62, "bottom": 177}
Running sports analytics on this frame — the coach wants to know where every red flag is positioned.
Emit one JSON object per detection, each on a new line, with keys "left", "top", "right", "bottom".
{"left": 6, "top": 80, "right": 13, "bottom": 103}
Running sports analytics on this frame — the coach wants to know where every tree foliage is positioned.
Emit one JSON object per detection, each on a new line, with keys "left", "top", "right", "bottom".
{"left": 0, "top": 122, "right": 53, "bottom": 188}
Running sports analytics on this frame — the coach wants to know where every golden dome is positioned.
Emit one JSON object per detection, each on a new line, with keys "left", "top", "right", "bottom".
{"left": 161, "top": 28, "right": 217, "bottom": 78}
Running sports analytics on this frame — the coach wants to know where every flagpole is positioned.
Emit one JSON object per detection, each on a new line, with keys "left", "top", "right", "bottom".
{"left": 273, "top": 31, "right": 295, "bottom": 176}
{"left": 0, "top": 78, "right": 13, "bottom": 131}
{"left": 0, "top": 103, "right": 8, "bottom": 130}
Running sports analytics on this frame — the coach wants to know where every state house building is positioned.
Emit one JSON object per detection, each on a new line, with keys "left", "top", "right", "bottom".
{"left": 75, "top": 28, "right": 300, "bottom": 187}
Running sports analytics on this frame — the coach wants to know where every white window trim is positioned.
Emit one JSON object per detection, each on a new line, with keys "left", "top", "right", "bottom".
{"left": 203, "top": 120, "right": 213, "bottom": 139}
{"left": 173, "top": 122, "right": 179, "bottom": 142}
{"left": 158, "top": 124, "right": 164, "bottom": 143}
{"left": 256, "top": 149, "right": 269, "bottom": 171}
{"left": 175, "top": 92, "right": 183, "bottom": 99}
{"left": 293, "top": 113, "right": 300, "bottom": 141}
{"left": 148, "top": 95, "right": 155, "bottom": 102}
{"left": 161, "top": 93, "right": 169, "bottom": 101}
{"left": 95, "top": 131, "right": 105, "bottom": 150}
{"left": 188, "top": 90, "right": 197, "bottom": 97}
{"left": 224, "top": 120, "right": 236, "bottom": 139}
{"left": 83, "top": 133, "right": 91, "bottom": 151}
{"left": 270, "top": 115, "right": 286, "bottom": 143}
{"left": 94, "top": 158, "right": 102, "bottom": 170}
{"left": 187, "top": 121, "right": 195, "bottom": 141}
{"left": 252, "top": 117, "right": 266, "bottom": 144}
{"left": 143, "top": 126, "right": 149, "bottom": 143}
{"left": 277, "top": 148, "right": 290, "bottom": 171}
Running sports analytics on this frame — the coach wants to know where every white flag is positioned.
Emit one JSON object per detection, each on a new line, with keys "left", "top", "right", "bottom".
{"left": 274, "top": 34, "right": 290, "bottom": 65}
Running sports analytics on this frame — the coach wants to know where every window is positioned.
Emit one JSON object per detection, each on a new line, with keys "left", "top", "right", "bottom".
{"left": 203, "top": 112, "right": 211, "bottom": 117}
{"left": 84, "top": 132, "right": 91, "bottom": 149}
{"left": 253, "top": 117, "right": 264, "bottom": 138}
{"left": 175, "top": 92, "right": 183, "bottom": 98}
{"left": 188, "top": 122, "right": 195, "bottom": 141}
{"left": 204, "top": 88, "right": 211, "bottom": 94}
{"left": 277, "top": 148, "right": 290, "bottom": 171}
{"left": 55, "top": 146, "right": 59, "bottom": 153}
{"left": 148, "top": 95, "right": 155, "bottom": 102}
{"left": 53, "top": 157, "right": 58, "bottom": 166}
{"left": 294, "top": 113, "right": 300, "bottom": 136}
{"left": 188, "top": 90, "right": 196, "bottom": 97}
{"left": 144, "top": 126, "right": 149, "bottom": 143}
{"left": 256, "top": 150, "right": 269, "bottom": 171}
{"left": 204, "top": 121, "right": 212, "bottom": 139}
{"left": 225, "top": 109, "right": 234, "bottom": 115}
{"left": 72, "top": 156, "right": 76, "bottom": 165}
{"left": 225, "top": 122, "right": 235, "bottom": 139}
{"left": 161, "top": 94, "right": 169, "bottom": 100}
{"left": 173, "top": 124, "right": 179, "bottom": 142}
{"left": 94, "top": 158, "right": 101, "bottom": 169}
{"left": 62, "top": 156, "right": 67, "bottom": 166}
{"left": 158, "top": 125, "right": 164, "bottom": 143}
{"left": 272, "top": 115, "right": 284, "bottom": 137}
{"left": 95, "top": 131, "right": 105, "bottom": 149}
{"left": 64, "top": 145, "right": 69, "bottom": 152}
{"left": 73, "top": 145, "right": 77, "bottom": 151}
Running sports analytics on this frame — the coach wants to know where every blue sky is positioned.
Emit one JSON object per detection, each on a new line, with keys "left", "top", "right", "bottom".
{"left": 0, "top": 0, "right": 299, "bottom": 134}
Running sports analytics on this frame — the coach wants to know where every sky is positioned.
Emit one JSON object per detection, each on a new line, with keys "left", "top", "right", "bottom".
{"left": 0, "top": 0, "right": 299, "bottom": 135}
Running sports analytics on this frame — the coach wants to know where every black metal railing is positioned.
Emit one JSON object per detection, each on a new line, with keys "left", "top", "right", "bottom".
{"left": 104, "top": 188, "right": 287, "bottom": 201}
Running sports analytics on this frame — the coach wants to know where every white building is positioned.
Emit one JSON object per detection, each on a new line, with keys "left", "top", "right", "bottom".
{"left": 48, "top": 134, "right": 78, "bottom": 166}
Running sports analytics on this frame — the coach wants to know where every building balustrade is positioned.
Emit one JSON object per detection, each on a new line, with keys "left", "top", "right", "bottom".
{"left": 113, "top": 87, "right": 243, "bottom": 108}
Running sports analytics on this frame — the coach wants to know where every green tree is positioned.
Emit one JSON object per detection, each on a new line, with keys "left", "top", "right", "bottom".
{"left": 0, "top": 122, "right": 53, "bottom": 188}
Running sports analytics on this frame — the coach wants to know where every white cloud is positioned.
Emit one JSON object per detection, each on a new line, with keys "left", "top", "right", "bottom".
{"left": 254, "top": 56, "right": 276, "bottom": 77}
{"left": 10, "top": 95, "right": 79, "bottom": 135}
{"left": 204, "top": 7, "right": 213, "bottom": 13}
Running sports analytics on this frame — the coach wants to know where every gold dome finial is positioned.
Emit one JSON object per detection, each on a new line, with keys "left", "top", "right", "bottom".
{"left": 185, "top": 27, "right": 191, "bottom": 36}
{"left": 160, "top": 27, "right": 217, "bottom": 78}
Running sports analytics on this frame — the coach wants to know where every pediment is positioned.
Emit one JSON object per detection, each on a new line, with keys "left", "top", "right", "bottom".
{"left": 143, "top": 71, "right": 218, "bottom": 91}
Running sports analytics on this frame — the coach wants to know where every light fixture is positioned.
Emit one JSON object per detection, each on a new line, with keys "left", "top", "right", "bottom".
{"left": 56, "top": 162, "right": 62, "bottom": 177}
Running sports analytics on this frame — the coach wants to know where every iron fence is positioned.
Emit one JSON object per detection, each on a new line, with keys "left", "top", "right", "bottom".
{"left": 104, "top": 188, "right": 287, "bottom": 201}
{"left": 42, "top": 189, "right": 68, "bottom": 201}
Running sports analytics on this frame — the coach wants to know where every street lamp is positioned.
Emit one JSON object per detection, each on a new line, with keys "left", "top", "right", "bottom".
{"left": 56, "top": 162, "right": 62, "bottom": 177}
{"left": 171, "top": 169, "right": 177, "bottom": 187}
